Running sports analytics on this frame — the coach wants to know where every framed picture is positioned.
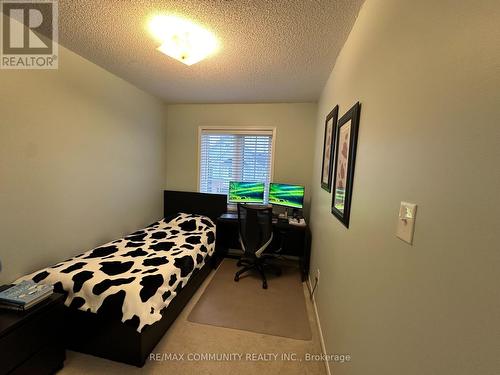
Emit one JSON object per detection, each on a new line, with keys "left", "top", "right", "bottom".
{"left": 320, "top": 105, "right": 339, "bottom": 192}
{"left": 331, "top": 102, "right": 361, "bottom": 227}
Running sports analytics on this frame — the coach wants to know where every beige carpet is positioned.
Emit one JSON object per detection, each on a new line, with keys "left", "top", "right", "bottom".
{"left": 188, "top": 259, "right": 312, "bottom": 340}
{"left": 59, "top": 262, "right": 327, "bottom": 375}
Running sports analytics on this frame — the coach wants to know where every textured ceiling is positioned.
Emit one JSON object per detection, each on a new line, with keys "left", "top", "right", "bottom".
{"left": 59, "top": 0, "right": 363, "bottom": 103}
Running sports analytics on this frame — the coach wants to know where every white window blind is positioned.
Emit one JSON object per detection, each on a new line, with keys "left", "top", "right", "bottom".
{"left": 199, "top": 129, "right": 274, "bottom": 198}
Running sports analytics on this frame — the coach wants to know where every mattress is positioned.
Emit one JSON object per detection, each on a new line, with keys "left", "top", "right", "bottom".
{"left": 17, "top": 213, "right": 216, "bottom": 332}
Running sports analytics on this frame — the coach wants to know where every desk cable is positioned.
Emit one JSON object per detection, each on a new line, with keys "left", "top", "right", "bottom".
{"left": 308, "top": 275, "right": 319, "bottom": 300}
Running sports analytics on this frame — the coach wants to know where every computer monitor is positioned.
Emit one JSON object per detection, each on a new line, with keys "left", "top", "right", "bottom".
{"left": 228, "top": 181, "right": 265, "bottom": 204}
{"left": 268, "top": 183, "right": 305, "bottom": 209}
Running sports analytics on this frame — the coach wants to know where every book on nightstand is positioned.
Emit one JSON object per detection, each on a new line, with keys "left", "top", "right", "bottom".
{"left": 0, "top": 280, "right": 53, "bottom": 311}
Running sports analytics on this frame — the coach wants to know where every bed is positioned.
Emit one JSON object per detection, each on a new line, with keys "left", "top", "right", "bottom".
{"left": 18, "top": 191, "right": 227, "bottom": 367}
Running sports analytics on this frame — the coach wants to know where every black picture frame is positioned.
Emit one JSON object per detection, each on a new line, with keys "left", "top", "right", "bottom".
{"left": 320, "top": 105, "right": 339, "bottom": 192}
{"left": 331, "top": 102, "right": 361, "bottom": 227}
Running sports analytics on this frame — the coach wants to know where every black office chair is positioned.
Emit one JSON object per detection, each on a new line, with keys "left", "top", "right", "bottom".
{"left": 234, "top": 204, "right": 281, "bottom": 289}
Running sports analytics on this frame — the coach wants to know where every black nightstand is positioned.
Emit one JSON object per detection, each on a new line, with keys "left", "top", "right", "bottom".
{"left": 0, "top": 289, "right": 65, "bottom": 375}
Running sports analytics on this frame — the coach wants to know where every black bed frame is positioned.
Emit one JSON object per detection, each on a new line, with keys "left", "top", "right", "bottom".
{"left": 61, "top": 190, "right": 227, "bottom": 367}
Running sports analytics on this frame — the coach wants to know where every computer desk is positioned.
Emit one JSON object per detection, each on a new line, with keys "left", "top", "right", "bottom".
{"left": 215, "top": 212, "right": 311, "bottom": 281}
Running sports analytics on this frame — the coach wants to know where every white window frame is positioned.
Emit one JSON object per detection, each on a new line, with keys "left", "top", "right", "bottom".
{"left": 197, "top": 126, "right": 277, "bottom": 193}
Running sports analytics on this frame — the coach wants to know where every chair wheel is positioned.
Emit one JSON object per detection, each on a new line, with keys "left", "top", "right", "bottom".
{"left": 234, "top": 275, "right": 239, "bottom": 282}
{"left": 262, "top": 281, "right": 268, "bottom": 289}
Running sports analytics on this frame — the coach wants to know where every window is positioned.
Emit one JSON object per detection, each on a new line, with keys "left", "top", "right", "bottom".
{"left": 199, "top": 128, "right": 275, "bottom": 198}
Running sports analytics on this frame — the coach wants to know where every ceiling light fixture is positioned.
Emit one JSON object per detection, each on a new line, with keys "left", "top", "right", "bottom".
{"left": 148, "top": 15, "right": 218, "bottom": 66}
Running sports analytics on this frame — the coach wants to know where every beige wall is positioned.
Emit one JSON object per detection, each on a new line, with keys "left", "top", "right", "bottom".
{"left": 165, "top": 103, "right": 317, "bottom": 216}
{"left": 0, "top": 45, "right": 167, "bottom": 284}
{"left": 309, "top": 0, "right": 500, "bottom": 374}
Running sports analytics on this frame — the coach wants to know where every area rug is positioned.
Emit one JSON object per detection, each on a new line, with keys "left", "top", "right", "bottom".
{"left": 188, "top": 258, "right": 312, "bottom": 340}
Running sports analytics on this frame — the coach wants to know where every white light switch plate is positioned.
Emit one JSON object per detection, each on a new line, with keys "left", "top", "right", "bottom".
{"left": 396, "top": 202, "right": 417, "bottom": 244}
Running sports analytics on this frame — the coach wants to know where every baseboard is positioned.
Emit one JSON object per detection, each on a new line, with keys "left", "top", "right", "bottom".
{"left": 308, "top": 276, "right": 332, "bottom": 375}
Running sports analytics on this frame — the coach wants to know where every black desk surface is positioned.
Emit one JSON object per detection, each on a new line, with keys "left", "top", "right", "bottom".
{"left": 0, "top": 286, "right": 65, "bottom": 338}
{"left": 218, "top": 212, "right": 238, "bottom": 220}
{"left": 218, "top": 212, "right": 307, "bottom": 230}
{"left": 219, "top": 212, "right": 278, "bottom": 223}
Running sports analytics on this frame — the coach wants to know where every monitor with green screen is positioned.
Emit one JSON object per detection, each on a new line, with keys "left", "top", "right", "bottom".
{"left": 228, "top": 181, "right": 265, "bottom": 204}
{"left": 268, "top": 183, "right": 305, "bottom": 209}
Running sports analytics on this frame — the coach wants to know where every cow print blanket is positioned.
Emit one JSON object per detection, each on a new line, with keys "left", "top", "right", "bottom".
{"left": 17, "top": 213, "right": 216, "bottom": 332}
